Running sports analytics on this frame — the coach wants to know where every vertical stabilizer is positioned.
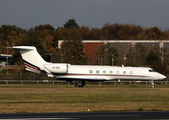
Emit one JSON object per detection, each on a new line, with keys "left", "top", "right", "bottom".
{"left": 12, "top": 46, "right": 47, "bottom": 72}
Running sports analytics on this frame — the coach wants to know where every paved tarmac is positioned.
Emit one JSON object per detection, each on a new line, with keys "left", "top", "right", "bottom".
{"left": 0, "top": 111, "right": 169, "bottom": 120}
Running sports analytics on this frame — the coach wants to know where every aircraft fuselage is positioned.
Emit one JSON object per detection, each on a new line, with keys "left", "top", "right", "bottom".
{"left": 42, "top": 63, "right": 166, "bottom": 81}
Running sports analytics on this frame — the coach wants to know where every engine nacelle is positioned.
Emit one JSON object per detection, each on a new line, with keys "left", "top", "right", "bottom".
{"left": 42, "top": 63, "right": 69, "bottom": 74}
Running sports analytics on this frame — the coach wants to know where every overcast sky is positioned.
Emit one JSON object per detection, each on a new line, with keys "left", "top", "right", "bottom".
{"left": 0, "top": 0, "right": 169, "bottom": 30}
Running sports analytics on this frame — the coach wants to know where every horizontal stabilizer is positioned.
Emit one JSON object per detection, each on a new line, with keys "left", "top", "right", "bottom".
{"left": 11, "top": 46, "right": 35, "bottom": 50}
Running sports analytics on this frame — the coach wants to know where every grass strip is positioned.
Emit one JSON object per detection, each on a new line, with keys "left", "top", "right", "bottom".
{"left": 0, "top": 84, "right": 169, "bottom": 113}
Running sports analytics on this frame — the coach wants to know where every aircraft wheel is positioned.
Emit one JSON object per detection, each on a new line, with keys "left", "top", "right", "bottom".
{"left": 75, "top": 80, "right": 85, "bottom": 87}
{"left": 75, "top": 83, "right": 79, "bottom": 87}
{"left": 152, "top": 85, "right": 155, "bottom": 88}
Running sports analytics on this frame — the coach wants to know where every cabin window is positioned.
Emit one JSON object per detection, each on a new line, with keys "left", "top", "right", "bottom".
{"left": 89, "top": 70, "right": 93, "bottom": 73}
{"left": 103, "top": 70, "right": 106, "bottom": 74}
{"left": 96, "top": 70, "right": 100, "bottom": 74}
{"left": 109, "top": 71, "right": 113, "bottom": 74}
{"left": 116, "top": 71, "right": 119, "bottom": 74}
{"left": 130, "top": 71, "right": 133, "bottom": 74}
{"left": 123, "top": 71, "right": 126, "bottom": 74}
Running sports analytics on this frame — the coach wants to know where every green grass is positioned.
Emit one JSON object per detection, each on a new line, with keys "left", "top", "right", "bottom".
{"left": 0, "top": 84, "right": 169, "bottom": 113}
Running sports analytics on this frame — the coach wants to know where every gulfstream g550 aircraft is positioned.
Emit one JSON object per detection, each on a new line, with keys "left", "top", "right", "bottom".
{"left": 12, "top": 46, "right": 166, "bottom": 88}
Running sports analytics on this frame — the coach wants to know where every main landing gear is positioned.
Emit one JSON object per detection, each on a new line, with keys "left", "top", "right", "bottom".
{"left": 75, "top": 80, "right": 85, "bottom": 87}
{"left": 150, "top": 80, "right": 155, "bottom": 88}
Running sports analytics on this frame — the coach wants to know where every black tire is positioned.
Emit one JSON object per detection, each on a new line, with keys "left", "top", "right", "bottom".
{"left": 75, "top": 83, "right": 78, "bottom": 87}
{"left": 82, "top": 80, "right": 85, "bottom": 86}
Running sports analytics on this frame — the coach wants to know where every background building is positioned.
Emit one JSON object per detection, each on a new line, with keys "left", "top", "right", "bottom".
{"left": 58, "top": 40, "right": 169, "bottom": 65}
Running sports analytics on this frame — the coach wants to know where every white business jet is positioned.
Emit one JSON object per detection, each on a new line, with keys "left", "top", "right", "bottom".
{"left": 12, "top": 46, "right": 166, "bottom": 88}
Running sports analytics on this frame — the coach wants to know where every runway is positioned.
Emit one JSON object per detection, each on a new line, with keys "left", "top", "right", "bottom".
{"left": 0, "top": 111, "right": 169, "bottom": 120}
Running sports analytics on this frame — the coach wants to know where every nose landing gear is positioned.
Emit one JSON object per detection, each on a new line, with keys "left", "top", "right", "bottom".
{"left": 150, "top": 80, "right": 155, "bottom": 88}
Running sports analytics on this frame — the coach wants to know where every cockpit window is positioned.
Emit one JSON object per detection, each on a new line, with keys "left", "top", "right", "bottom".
{"left": 149, "top": 69, "right": 156, "bottom": 72}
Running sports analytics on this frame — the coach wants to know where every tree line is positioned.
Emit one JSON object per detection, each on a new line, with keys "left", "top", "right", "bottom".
{"left": 0, "top": 19, "right": 169, "bottom": 73}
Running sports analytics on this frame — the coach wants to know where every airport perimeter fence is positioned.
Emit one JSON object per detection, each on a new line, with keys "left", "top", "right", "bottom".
{"left": 0, "top": 80, "right": 168, "bottom": 86}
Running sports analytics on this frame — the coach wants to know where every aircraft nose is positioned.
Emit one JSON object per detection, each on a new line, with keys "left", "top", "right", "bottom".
{"left": 158, "top": 74, "right": 166, "bottom": 80}
{"left": 163, "top": 75, "right": 166, "bottom": 79}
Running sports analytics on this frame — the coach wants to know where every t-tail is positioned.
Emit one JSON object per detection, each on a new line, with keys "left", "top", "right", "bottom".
{"left": 12, "top": 46, "right": 68, "bottom": 77}
{"left": 12, "top": 46, "right": 47, "bottom": 74}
